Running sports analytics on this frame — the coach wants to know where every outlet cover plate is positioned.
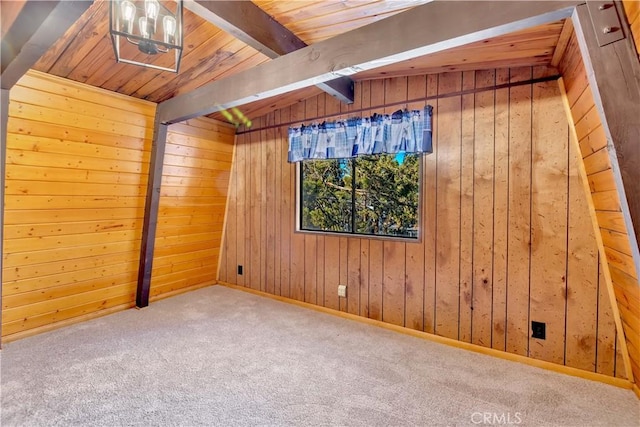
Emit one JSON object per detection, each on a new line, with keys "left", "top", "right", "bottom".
{"left": 338, "top": 284, "right": 347, "bottom": 298}
{"left": 531, "top": 321, "right": 546, "bottom": 340}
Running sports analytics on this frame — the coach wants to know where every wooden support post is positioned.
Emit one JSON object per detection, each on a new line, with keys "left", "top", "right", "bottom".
{"left": 136, "top": 120, "right": 168, "bottom": 308}
{"left": 0, "top": 89, "right": 9, "bottom": 345}
{"left": 572, "top": 2, "right": 640, "bottom": 279}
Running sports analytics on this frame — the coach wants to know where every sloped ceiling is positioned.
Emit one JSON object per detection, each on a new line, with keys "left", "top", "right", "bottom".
{"left": 28, "top": 0, "right": 566, "bottom": 117}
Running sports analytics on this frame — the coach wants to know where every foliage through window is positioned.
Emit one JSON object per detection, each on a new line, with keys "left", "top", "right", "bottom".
{"left": 300, "top": 153, "right": 420, "bottom": 238}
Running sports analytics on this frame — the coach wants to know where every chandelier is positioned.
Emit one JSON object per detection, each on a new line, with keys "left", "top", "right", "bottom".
{"left": 109, "top": 0, "right": 183, "bottom": 73}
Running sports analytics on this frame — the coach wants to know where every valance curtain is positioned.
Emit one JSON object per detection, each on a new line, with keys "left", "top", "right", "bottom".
{"left": 287, "top": 105, "right": 433, "bottom": 163}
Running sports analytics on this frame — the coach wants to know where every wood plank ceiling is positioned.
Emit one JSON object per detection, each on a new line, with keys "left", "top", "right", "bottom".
{"left": 30, "top": 0, "right": 567, "bottom": 122}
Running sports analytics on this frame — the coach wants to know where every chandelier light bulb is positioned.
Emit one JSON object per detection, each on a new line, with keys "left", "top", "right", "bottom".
{"left": 163, "top": 15, "right": 176, "bottom": 44}
{"left": 145, "top": 0, "right": 160, "bottom": 20}
{"left": 120, "top": 0, "right": 136, "bottom": 33}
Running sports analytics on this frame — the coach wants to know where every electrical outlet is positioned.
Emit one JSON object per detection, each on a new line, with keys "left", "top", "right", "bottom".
{"left": 338, "top": 284, "right": 347, "bottom": 298}
{"left": 237, "top": 265, "right": 243, "bottom": 275}
{"left": 531, "top": 321, "right": 546, "bottom": 340}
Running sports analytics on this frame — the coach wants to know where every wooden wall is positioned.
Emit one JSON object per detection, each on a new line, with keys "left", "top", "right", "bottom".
{"left": 150, "top": 118, "right": 235, "bottom": 299}
{"left": 2, "top": 70, "right": 233, "bottom": 341}
{"left": 559, "top": 30, "right": 640, "bottom": 385}
{"left": 219, "top": 69, "right": 627, "bottom": 378}
{"left": 623, "top": 0, "right": 640, "bottom": 54}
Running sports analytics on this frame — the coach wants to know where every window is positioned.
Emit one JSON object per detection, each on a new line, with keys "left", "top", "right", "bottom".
{"left": 299, "top": 153, "right": 420, "bottom": 239}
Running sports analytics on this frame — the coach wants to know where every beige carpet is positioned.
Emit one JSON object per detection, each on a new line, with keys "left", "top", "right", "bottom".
{"left": 1, "top": 285, "right": 639, "bottom": 426}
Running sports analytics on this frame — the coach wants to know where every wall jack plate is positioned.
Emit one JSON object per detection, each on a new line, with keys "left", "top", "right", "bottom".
{"left": 338, "top": 284, "right": 347, "bottom": 298}
{"left": 531, "top": 321, "right": 546, "bottom": 340}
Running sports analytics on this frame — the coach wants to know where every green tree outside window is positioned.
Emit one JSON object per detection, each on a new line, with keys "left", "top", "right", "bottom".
{"left": 300, "top": 154, "right": 420, "bottom": 238}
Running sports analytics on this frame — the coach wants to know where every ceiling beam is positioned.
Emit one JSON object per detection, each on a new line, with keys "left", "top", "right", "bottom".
{"left": 1, "top": 0, "right": 93, "bottom": 89}
{"left": 158, "top": 0, "right": 578, "bottom": 124}
{"left": 184, "top": 0, "right": 354, "bottom": 104}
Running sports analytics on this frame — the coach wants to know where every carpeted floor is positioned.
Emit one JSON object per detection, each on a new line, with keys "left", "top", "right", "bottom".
{"left": 1, "top": 285, "right": 639, "bottom": 426}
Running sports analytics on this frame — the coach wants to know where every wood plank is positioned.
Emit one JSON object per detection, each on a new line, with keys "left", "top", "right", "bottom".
{"left": 3, "top": 265, "right": 138, "bottom": 297}
{"left": 405, "top": 241, "right": 424, "bottom": 331}
{"left": 582, "top": 148, "right": 611, "bottom": 176}
{"left": 10, "top": 85, "right": 151, "bottom": 128}
{"left": 279, "top": 107, "right": 292, "bottom": 297}
{"left": 323, "top": 237, "right": 340, "bottom": 311}
{"left": 304, "top": 235, "right": 317, "bottom": 304}
{"left": 265, "top": 119, "right": 276, "bottom": 294}
{"left": 588, "top": 169, "right": 617, "bottom": 193}
{"left": 9, "top": 101, "right": 151, "bottom": 140}
{"left": 565, "top": 128, "right": 598, "bottom": 372}
{"left": 529, "top": 80, "right": 568, "bottom": 365}
{"left": 459, "top": 70, "right": 475, "bottom": 343}
{"left": 404, "top": 75, "right": 426, "bottom": 332}
{"left": 423, "top": 74, "right": 438, "bottom": 334}
{"left": 506, "top": 67, "right": 532, "bottom": 357}
{"left": 289, "top": 103, "right": 305, "bottom": 301}
{"left": 274, "top": 109, "right": 283, "bottom": 296}
{"left": 2, "top": 293, "right": 135, "bottom": 337}
{"left": 601, "top": 229, "right": 634, "bottom": 257}
{"left": 596, "top": 257, "right": 617, "bottom": 376}
{"left": 339, "top": 237, "right": 348, "bottom": 313}
{"left": 570, "top": 84, "right": 595, "bottom": 124}
{"left": 435, "top": 72, "right": 462, "bottom": 340}
{"left": 347, "top": 239, "right": 361, "bottom": 316}
{"left": 492, "top": 68, "right": 510, "bottom": 351}
{"left": 605, "top": 247, "right": 638, "bottom": 280}
{"left": 596, "top": 211, "right": 629, "bottom": 234}
{"left": 592, "top": 190, "right": 622, "bottom": 212}
{"left": 382, "top": 241, "right": 405, "bottom": 326}
{"left": 368, "top": 240, "right": 383, "bottom": 321}
{"left": 578, "top": 125, "right": 607, "bottom": 158}
{"left": 233, "top": 134, "right": 246, "bottom": 286}
{"left": 249, "top": 129, "right": 262, "bottom": 291}
{"left": 472, "top": 69, "right": 496, "bottom": 348}
{"left": 359, "top": 240, "right": 370, "bottom": 319}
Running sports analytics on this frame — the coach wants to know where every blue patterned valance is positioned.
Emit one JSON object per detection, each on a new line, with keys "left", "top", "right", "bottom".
{"left": 288, "top": 105, "right": 433, "bottom": 163}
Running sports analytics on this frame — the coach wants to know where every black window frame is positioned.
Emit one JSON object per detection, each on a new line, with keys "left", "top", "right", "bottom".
{"left": 297, "top": 154, "right": 422, "bottom": 240}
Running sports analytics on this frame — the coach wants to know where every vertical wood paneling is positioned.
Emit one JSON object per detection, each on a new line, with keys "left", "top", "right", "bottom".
{"left": 529, "top": 77, "right": 569, "bottom": 365}
{"left": 289, "top": 103, "right": 305, "bottom": 301}
{"left": 265, "top": 115, "right": 276, "bottom": 295}
{"left": 423, "top": 74, "right": 438, "bottom": 334}
{"left": 3, "top": 71, "right": 153, "bottom": 339}
{"left": 566, "top": 132, "right": 598, "bottom": 371}
{"left": 492, "top": 68, "right": 510, "bottom": 351}
{"left": 220, "top": 68, "right": 623, "bottom": 378}
{"left": 472, "top": 69, "right": 496, "bottom": 348}
{"left": 459, "top": 70, "right": 475, "bottom": 343}
{"left": 435, "top": 72, "right": 462, "bottom": 340}
{"left": 405, "top": 75, "right": 426, "bottom": 332}
{"left": 279, "top": 107, "right": 292, "bottom": 298}
{"left": 506, "top": 67, "right": 533, "bottom": 357}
